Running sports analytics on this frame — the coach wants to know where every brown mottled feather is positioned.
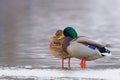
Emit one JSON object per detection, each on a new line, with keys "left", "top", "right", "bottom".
{"left": 49, "top": 30, "right": 71, "bottom": 59}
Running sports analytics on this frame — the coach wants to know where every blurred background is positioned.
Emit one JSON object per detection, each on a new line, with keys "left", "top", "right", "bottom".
{"left": 0, "top": 0, "right": 120, "bottom": 69}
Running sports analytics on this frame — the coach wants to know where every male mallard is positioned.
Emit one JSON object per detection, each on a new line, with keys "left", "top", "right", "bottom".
{"left": 49, "top": 30, "right": 72, "bottom": 69}
{"left": 62, "top": 27, "right": 111, "bottom": 69}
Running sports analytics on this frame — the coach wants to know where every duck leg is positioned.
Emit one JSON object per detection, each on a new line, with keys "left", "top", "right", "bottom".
{"left": 80, "top": 57, "right": 86, "bottom": 69}
{"left": 68, "top": 57, "right": 71, "bottom": 69}
{"left": 62, "top": 57, "right": 64, "bottom": 69}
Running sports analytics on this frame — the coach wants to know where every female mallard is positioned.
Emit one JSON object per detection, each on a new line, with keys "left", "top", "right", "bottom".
{"left": 62, "top": 27, "right": 111, "bottom": 69}
{"left": 49, "top": 30, "right": 72, "bottom": 69}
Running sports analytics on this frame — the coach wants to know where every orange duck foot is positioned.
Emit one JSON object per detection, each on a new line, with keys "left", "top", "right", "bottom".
{"left": 80, "top": 57, "right": 86, "bottom": 69}
{"left": 62, "top": 57, "right": 64, "bottom": 69}
{"left": 68, "top": 57, "right": 71, "bottom": 69}
{"left": 61, "top": 57, "right": 71, "bottom": 69}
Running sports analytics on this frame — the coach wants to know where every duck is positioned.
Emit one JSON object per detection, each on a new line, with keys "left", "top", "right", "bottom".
{"left": 49, "top": 30, "right": 72, "bottom": 69}
{"left": 62, "top": 27, "right": 111, "bottom": 69}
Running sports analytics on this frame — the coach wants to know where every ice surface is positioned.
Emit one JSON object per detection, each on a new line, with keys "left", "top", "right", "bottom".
{"left": 0, "top": 68, "right": 120, "bottom": 80}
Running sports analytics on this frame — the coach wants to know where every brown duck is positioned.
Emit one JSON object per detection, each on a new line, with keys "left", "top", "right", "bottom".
{"left": 49, "top": 30, "right": 72, "bottom": 69}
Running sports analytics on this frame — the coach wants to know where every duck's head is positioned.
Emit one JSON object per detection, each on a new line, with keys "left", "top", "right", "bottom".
{"left": 52, "top": 30, "right": 65, "bottom": 40}
{"left": 63, "top": 27, "right": 78, "bottom": 38}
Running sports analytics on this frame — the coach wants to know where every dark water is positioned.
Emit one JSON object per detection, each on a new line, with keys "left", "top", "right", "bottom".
{"left": 0, "top": 0, "right": 120, "bottom": 70}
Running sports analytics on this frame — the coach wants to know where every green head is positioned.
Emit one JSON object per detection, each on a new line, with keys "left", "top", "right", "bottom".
{"left": 63, "top": 27, "right": 78, "bottom": 38}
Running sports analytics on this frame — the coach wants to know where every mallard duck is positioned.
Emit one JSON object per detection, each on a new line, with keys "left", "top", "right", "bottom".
{"left": 62, "top": 27, "right": 111, "bottom": 69}
{"left": 49, "top": 30, "right": 72, "bottom": 69}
